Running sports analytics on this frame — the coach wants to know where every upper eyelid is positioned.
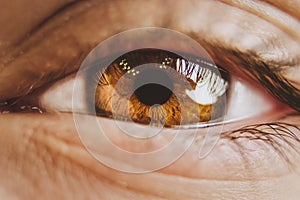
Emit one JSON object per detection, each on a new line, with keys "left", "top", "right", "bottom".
{"left": 0, "top": 0, "right": 299, "bottom": 109}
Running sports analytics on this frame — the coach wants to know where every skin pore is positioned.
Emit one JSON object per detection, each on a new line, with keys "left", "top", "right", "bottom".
{"left": 0, "top": 0, "right": 300, "bottom": 199}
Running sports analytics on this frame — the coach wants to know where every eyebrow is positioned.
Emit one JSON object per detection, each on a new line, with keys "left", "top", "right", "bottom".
{"left": 0, "top": 0, "right": 299, "bottom": 112}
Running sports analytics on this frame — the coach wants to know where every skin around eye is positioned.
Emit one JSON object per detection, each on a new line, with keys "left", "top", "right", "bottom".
{"left": 1, "top": 1, "right": 300, "bottom": 200}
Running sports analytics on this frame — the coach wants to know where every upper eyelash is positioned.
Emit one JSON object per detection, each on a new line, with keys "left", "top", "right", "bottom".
{"left": 222, "top": 121, "right": 300, "bottom": 169}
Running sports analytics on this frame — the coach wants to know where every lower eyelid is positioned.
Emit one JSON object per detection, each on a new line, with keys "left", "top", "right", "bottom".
{"left": 3, "top": 113, "right": 297, "bottom": 182}
{"left": 3, "top": 114, "right": 298, "bottom": 200}
{"left": 96, "top": 115, "right": 300, "bottom": 180}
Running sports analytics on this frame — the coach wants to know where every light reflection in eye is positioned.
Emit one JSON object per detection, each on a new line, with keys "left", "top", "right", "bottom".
{"left": 94, "top": 48, "right": 229, "bottom": 127}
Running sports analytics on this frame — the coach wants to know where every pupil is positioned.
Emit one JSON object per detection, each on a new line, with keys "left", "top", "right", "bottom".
{"left": 134, "top": 69, "right": 173, "bottom": 106}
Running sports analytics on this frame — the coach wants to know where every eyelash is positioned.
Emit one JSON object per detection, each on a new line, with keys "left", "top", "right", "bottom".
{"left": 222, "top": 121, "right": 300, "bottom": 169}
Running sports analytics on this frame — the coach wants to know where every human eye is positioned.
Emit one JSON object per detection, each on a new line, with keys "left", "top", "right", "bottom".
{"left": 6, "top": 24, "right": 298, "bottom": 171}
{"left": 37, "top": 32, "right": 285, "bottom": 129}
{"left": 1, "top": 1, "right": 300, "bottom": 199}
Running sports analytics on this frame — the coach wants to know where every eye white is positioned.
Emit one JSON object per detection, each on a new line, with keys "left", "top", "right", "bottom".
{"left": 39, "top": 73, "right": 280, "bottom": 123}
{"left": 225, "top": 78, "right": 275, "bottom": 121}
{"left": 39, "top": 74, "right": 87, "bottom": 113}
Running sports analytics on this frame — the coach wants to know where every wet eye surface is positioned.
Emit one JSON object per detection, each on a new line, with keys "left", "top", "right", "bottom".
{"left": 93, "top": 49, "right": 229, "bottom": 127}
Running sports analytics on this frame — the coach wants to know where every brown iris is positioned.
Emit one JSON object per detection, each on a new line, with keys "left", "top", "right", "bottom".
{"left": 94, "top": 49, "right": 228, "bottom": 127}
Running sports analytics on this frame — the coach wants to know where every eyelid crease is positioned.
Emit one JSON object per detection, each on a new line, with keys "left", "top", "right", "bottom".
{"left": 218, "top": 0, "right": 300, "bottom": 42}
{"left": 0, "top": 0, "right": 99, "bottom": 101}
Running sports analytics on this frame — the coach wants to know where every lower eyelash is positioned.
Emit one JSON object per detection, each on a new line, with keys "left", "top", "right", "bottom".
{"left": 222, "top": 121, "right": 300, "bottom": 169}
